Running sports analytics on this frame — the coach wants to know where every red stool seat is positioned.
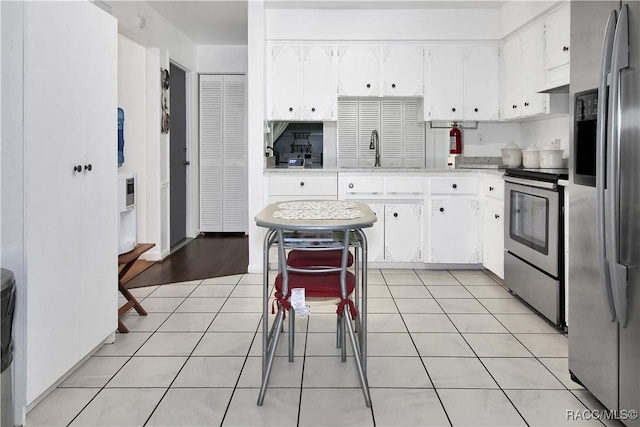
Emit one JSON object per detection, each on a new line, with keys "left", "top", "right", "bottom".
{"left": 287, "top": 249, "right": 354, "bottom": 269}
{"left": 274, "top": 271, "right": 357, "bottom": 318}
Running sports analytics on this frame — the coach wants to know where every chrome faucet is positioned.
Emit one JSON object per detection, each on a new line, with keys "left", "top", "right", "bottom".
{"left": 369, "top": 130, "right": 380, "bottom": 167}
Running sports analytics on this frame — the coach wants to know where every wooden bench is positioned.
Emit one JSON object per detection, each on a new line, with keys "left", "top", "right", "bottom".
{"left": 117, "top": 243, "right": 154, "bottom": 333}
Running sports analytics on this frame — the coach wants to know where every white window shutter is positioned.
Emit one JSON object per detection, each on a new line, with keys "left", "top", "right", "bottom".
{"left": 381, "top": 100, "right": 403, "bottom": 167}
{"left": 403, "top": 100, "right": 426, "bottom": 168}
{"left": 358, "top": 100, "right": 380, "bottom": 167}
{"left": 337, "top": 100, "right": 358, "bottom": 167}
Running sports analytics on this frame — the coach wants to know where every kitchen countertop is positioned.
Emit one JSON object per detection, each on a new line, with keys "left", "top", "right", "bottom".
{"left": 264, "top": 167, "right": 504, "bottom": 175}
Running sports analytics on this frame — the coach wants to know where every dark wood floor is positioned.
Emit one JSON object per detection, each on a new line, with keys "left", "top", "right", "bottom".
{"left": 125, "top": 233, "right": 249, "bottom": 289}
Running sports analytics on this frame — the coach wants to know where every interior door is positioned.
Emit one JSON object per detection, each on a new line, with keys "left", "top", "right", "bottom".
{"left": 169, "top": 63, "right": 187, "bottom": 248}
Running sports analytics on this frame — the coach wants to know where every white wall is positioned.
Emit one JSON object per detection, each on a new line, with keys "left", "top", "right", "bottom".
{"left": 103, "top": 1, "right": 199, "bottom": 259}
{"left": 521, "top": 115, "right": 571, "bottom": 162}
{"left": 198, "top": 45, "right": 248, "bottom": 73}
{"left": 118, "top": 35, "right": 149, "bottom": 242}
{"left": 266, "top": 8, "right": 502, "bottom": 41}
{"left": 247, "top": 0, "right": 266, "bottom": 274}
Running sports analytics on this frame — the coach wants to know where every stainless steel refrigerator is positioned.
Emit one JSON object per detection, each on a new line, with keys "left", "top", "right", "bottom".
{"left": 569, "top": 1, "right": 640, "bottom": 421}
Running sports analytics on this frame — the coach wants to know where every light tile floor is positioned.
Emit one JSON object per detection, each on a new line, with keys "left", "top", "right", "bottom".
{"left": 27, "top": 270, "right": 621, "bottom": 427}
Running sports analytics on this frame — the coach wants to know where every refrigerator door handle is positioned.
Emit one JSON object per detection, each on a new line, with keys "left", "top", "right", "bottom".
{"left": 596, "top": 9, "right": 618, "bottom": 322}
{"left": 607, "top": 3, "right": 630, "bottom": 327}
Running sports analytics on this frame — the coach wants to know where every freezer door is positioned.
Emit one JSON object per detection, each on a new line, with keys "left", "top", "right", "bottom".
{"left": 619, "top": 1, "right": 640, "bottom": 418}
{"left": 568, "top": 1, "right": 619, "bottom": 413}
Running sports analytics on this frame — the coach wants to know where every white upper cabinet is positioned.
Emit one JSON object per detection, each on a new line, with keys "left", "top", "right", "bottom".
{"left": 464, "top": 45, "right": 500, "bottom": 121}
{"left": 427, "top": 44, "right": 499, "bottom": 121}
{"left": 543, "top": 3, "right": 570, "bottom": 87}
{"left": 268, "top": 44, "right": 336, "bottom": 121}
{"left": 502, "top": 22, "right": 550, "bottom": 119}
{"left": 337, "top": 45, "right": 380, "bottom": 97}
{"left": 428, "top": 45, "right": 464, "bottom": 121}
{"left": 381, "top": 45, "right": 424, "bottom": 97}
{"left": 337, "top": 44, "right": 423, "bottom": 97}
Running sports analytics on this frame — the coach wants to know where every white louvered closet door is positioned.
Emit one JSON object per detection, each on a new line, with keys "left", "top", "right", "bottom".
{"left": 199, "top": 74, "right": 247, "bottom": 232}
{"left": 200, "top": 75, "right": 224, "bottom": 231}
{"left": 222, "top": 75, "right": 247, "bottom": 232}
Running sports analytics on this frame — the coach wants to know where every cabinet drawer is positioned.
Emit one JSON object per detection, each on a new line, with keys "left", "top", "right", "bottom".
{"left": 430, "top": 177, "right": 478, "bottom": 195}
{"left": 341, "top": 176, "right": 385, "bottom": 195}
{"left": 269, "top": 175, "right": 337, "bottom": 196}
{"left": 386, "top": 177, "right": 424, "bottom": 195}
{"left": 482, "top": 174, "right": 505, "bottom": 200}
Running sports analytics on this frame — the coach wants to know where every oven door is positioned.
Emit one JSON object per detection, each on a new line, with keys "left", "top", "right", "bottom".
{"left": 504, "top": 178, "right": 560, "bottom": 277}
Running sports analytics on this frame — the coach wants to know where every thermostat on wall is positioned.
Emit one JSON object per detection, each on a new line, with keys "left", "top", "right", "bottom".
{"left": 288, "top": 158, "right": 305, "bottom": 168}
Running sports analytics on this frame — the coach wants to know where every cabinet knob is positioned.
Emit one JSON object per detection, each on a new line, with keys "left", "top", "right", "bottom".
{"left": 348, "top": 183, "right": 354, "bottom": 189}
{"left": 289, "top": 107, "right": 293, "bottom": 112}
{"left": 300, "top": 181, "right": 305, "bottom": 187}
{"left": 451, "top": 107, "right": 456, "bottom": 112}
{"left": 391, "top": 83, "right": 396, "bottom": 88}
{"left": 452, "top": 184, "right": 457, "bottom": 189}
{"left": 73, "top": 165, "right": 82, "bottom": 173}
{"left": 474, "top": 108, "right": 479, "bottom": 112}
{"left": 393, "top": 212, "right": 398, "bottom": 218}
{"left": 489, "top": 186, "right": 494, "bottom": 191}
{"left": 512, "top": 105, "right": 517, "bottom": 109}
{"left": 366, "top": 83, "right": 371, "bottom": 88}
{"left": 439, "top": 207, "right": 445, "bottom": 212}
{"left": 563, "top": 46, "right": 569, "bottom": 52}
{"left": 524, "top": 102, "right": 530, "bottom": 107}
{"left": 84, "top": 164, "right": 92, "bottom": 172}
{"left": 311, "top": 107, "right": 316, "bottom": 112}
{"left": 495, "top": 214, "right": 500, "bottom": 219}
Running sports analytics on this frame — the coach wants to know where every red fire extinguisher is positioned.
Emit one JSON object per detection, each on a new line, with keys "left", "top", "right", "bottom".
{"left": 450, "top": 123, "right": 462, "bottom": 155}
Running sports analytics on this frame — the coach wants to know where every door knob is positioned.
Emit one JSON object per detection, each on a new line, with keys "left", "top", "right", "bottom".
{"left": 84, "top": 164, "right": 92, "bottom": 171}
{"left": 184, "top": 160, "right": 191, "bottom": 166}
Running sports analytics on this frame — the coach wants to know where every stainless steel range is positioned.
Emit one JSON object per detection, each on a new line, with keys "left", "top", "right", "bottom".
{"left": 503, "top": 168, "right": 568, "bottom": 328}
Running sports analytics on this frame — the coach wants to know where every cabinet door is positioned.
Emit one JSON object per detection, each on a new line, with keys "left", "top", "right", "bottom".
{"left": 428, "top": 45, "right": 464, "bottom": 121}
{"left": 337, "top": 45, "right": 380, "bottom": 97}
{"left": 364, "top": 203, "right": 386, "bottom": 262}
{"left": 270, "top": 45, "right": 303, "bottom": 120}
{"left": 429, "top": 198, "right": 480, "bottom": 264}
{"left": 303, "top": 45, "right": 336, "bottom": 121}
{"left": 520, "top": 22, "right": 547, "bottom": 116}
{"left": 385, "top": 204, "right": 423, "bottom": 263}
{"left": 24, "top": 0, "right": 118, "bottom": 404}
{"left": 464, "top": 45, "right": 500, "bottom": 120}
{"left": 381, "top": 45, "right": 424, "bottom": 97}
{"left": 482, "top": 200, "right": 505, "bottom": 279}
{"left": 501, "top": 36, "right": 522, "bottom": 120}
{"left": 545, "top": 4, "right": 570, "bottom": 71}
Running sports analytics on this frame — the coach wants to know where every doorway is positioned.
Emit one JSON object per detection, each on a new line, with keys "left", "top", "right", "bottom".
{"left": 169, "top": 63, "right": 188, "bottom": 249}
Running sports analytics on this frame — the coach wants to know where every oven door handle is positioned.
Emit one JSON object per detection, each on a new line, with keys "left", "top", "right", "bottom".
{"left": 607, "top": 4, "right": 629, "bottom": 327}
{"left": 503, "top": 176, "right": 557, "bottom": 190}
{"left": 596, "top": 9, "right": 617, "bottom": 322}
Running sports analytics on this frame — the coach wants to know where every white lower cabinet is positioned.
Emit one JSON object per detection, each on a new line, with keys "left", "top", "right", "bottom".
{"left": 267, "top": 173, "right": 338, "bottom": 203}
{"left": 428, "top": 198, "right": 481, "bottom": 264}
{"left": 482, "top": 200, "right": 505, "bottom": 278}
{"left": 366, "top": 203, "right": 423, "bottom": 263}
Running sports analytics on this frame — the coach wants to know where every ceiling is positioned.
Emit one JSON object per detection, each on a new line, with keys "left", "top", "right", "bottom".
{"left": 147, "top": 0, "right": 508, "bottom": 45}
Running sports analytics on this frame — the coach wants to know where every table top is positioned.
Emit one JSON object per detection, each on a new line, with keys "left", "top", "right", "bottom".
{"left": 255, "top": 200, "right": 377, "bottom": 231}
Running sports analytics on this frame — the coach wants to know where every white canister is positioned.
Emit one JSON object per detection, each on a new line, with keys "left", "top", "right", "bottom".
{"left": 501, "top": 143, "right": 522, "bottom": 168}
{"left": 522, "top": 145, "right": 540, "bottom": 168}
{"left": 539, "top": 144, "right": 564, "bottom": 168}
